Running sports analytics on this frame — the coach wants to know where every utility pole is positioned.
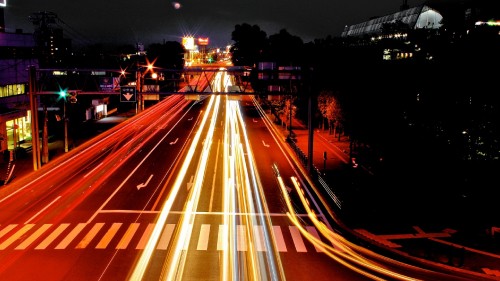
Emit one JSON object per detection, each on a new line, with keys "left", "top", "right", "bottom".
{"left": 307, "top": 69, "right": 314, "bottom": 173}
{"left": 136, "top": 68, "right": 143, "bottom": 113}
{"left": 28, "top": 66, "right": 41, "bottom": 171}
{"left": 63, "top": 101, "right": 68, "bottom": 152}
{"left": 42, "top": 104, "right": 49, "bottom": 164}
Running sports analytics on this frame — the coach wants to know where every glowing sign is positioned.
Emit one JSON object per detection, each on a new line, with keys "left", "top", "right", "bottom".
{"left": 182, "top": 36, "right": 195, "bottom": 50}
{"left": 198, "top": 37, "right": 209, "bottom": 46}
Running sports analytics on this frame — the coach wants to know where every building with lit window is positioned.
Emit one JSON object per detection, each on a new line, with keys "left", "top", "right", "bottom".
{"left": 0, "top": 5, "right": 38, "bottom": 159}
{"left": 341, "top": 5, "right": 443, "bottom": 38}
{"left": 340, "top": 0, "right": 499, "bottom": 61}
{"left": 0, "top": 31, "right": 39, "bottom": 158}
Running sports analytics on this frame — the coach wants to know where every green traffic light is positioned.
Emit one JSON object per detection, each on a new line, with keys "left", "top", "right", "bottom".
{"left": 58, "top": 88, "right": 68, "bottom": 100}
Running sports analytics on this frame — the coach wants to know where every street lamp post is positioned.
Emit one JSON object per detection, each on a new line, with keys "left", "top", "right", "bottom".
{"left": 136, "top": 59, "right": 155, "bottom": 113}
{"left": 28, "top": 66, "right": 41, "bottom": 170}
{"left": 136, "top": 69, "right": 142, "bottom": 113}
{"left": 63, "top": 100, "right": 68, "bottom": 152}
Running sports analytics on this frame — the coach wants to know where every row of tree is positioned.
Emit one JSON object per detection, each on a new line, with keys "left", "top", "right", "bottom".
{"left": 228, "top": 17, "right": 500, "bottom": 187}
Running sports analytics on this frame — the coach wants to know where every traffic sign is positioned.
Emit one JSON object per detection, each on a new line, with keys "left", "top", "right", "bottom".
{"left": 120, "top": 86, "right": 136, "bottom": 102}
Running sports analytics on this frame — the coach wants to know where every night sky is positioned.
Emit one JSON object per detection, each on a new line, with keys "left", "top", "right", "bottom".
{"left": 5, "top": 0, "right": 422, "bottom": 47}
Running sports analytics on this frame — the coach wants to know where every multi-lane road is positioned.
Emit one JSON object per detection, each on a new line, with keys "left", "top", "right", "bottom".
{"left": 0, "top": 68, "right": 487, "bottom": 281}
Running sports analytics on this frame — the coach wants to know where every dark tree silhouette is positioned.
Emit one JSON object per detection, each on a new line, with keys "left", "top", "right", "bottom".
{"left": 147, "top": 41, "right": 185, "bottom": 69}
{"left": 268, "top": 29, "right": 304, "bottom": 66}
{"left": 230, "top": 23, "right": 268, "bottom": 67}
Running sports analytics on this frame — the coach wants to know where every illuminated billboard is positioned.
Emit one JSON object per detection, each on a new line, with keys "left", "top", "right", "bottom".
{"left": 198, "top": 37, "right": 209, "bottom": 46}
{"left": 182, "top": 36, "right": 195, "bottom": 50}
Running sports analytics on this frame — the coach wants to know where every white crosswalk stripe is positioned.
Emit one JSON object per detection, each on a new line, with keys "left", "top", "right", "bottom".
{"left": 55, "top": 223, "right": 86, "bottom": 249}
{"left": 0, "top": 222, "right": 324, "bottom": 253}
{"left": 289, "top": 226, "right": 307, "bottom": 252}
{"left": 116, "top": 223, "right": 139, "bottom": 249}
{"left": 197, "top": 224, "right": 210, "bottom": 250}
{"left": 36, "top": 223, "right": 70, "bottom": 250}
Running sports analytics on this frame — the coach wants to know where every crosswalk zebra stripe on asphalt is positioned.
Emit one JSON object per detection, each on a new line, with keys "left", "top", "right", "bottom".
{"left": 237, "top": 225, "right": 247, "bottom": 251}
{"left": 0, "top": 224, "right": 34, "bottom": 250}
{"left": 117, "top": 223, "right": 140, "bottom": 249}
{"left": 55, "top": 223, "right": 86, "bottom": 249}
{"left": 306, "top": 226, "right": 324, "bottom": 252}
{"left": 36, "top": 223, "right": 70, "bottom": 250}
{"left": 182, "top": 224, "right": 193, "bottom": 250}
{"left": 157, "top": 223, "right": 175, "bottom": 250}
{"left": 0, "top": 224, "right": 17, "bottom": 240}
{"left": 217, "top": 224, "right": 227, "bottom": 251}
{"left": 197, "top": 224, "right": 210, "bottom": 250}
{"left": 254, "top": 226, "right": 266, "bottom": 251}
{"left": 96, "top": 223, "right": 122, "bottom": 249}
{"left": 76, "top": 223, "right": 104, "bottom": 249}
{"left": 289, "top": 226, "right": 307, "bottom": 252}
{"left": 136, "top": 223, "right": 154, "bottom": 250}
{"left": 16, "top": 224, "right": 52, "bottom": 250}
{"left": 273, "top": 225, "right": 287, "bottom": 252}
{"left": 0, "top": 222, "right": 323, "bottom": 253}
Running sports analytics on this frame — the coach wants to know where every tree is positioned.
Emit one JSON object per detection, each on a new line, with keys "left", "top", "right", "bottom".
{"left": 317, "top": 90, "right": 343, "bottom": 137}
{"left": 282, "top": 97, "right": 297, "bottom": 130}
{"left": 230, "top": 23, "right": 268, "bottom": 67}
{"left": 268, "top": 29, "right": 304, "bottom": 66}
{"left": 146, "top": 41, "right": 185, "bottom": 69}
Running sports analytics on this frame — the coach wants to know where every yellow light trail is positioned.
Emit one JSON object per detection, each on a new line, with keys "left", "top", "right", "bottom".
{"left": 163, "top": 94, "right": 221, "bottom": 280}
{"left": 130, "top": 70, "right": 285, "bottom": 280}
{"left": 128, "top": 95, "right": 218, "bottom": 281}
{"left": 278, "top": 173, "right": 422, "bottom": 281}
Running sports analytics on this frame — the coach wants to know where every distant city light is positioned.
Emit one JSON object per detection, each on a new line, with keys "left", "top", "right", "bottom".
{"left": 475, "top": 20, "right": 500, "bottom": 26}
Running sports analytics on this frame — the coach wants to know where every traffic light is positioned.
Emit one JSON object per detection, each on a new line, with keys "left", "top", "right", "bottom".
{"left": 58, "top": 88, "right": 68, "bottom": 100}
{"left": 69, "top": 91, "right": 77, "bottom": 103}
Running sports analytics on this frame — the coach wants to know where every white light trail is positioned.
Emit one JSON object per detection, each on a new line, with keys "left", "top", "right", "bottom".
{"left": 128, "top": 95, "right": 218, "bottom": 281}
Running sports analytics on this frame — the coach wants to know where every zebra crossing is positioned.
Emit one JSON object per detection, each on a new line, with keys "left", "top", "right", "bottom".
{"left": 0, "top": 222, "right": 326, "bottom": 252}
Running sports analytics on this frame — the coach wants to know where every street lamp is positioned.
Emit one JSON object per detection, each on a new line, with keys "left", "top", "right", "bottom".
{"left": 136, "top": 58, "right": 157, "bottom": 112}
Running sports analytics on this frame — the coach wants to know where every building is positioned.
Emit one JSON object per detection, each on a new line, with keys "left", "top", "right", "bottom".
{"left": 341, "top": 5, "right": 443, "bottom": 38}
{"left": 29, "top": 11, "right": 72, "bottom": 68}
{"left": 340, "top": 1, "right": 499, "bottom": 61}
{"left": 0, "top": 6, "right": 38, "bottom": 158}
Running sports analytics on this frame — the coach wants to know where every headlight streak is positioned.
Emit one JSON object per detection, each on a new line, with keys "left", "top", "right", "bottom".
{"left": 233, "top": 104, "right": 261, "bottom": 281}
{"left": 162, "top": 95, "right": 221, "bottom": 280}
{"left": 131, "top": 74, "right": 284, "bottom": 280}
{"left": 282, "top": 175, "right": 421, "bottom": 281}
{"left": 129, "top": 95, "right": 218, "bottom": 281}
{"left": 0, "top": 95, "right": 187, "bottom": 205}
{"left": 253, "top": 95, "right": 452, "bottom": 281}
{"left": 222, "top": 98, "right": 238, "bottom": 280}
{"left": 221, "top": 99, "right": 285, "bottom": 281}
{"left": 235, "top": 100, "right": 286, "bottom": 281}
